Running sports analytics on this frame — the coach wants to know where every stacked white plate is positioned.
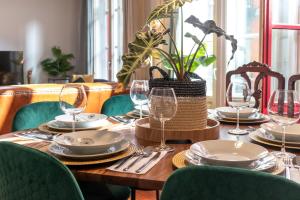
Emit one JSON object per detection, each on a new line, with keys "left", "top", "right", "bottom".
{"left": 48, "top": 130, "right": 130, "bottom": 160}
{"left": 260, "top": 123, "right": 300, "bottom": 143}
{"left": 127, "top": 105, "right": 149, "bottom": 118}
{"left": 47, "top": 113, "right": 108, "bottom": 131}
{"left": 185, "top": 140, "right": 277, "bottom": 172}
{"left": 214, "top": 107, "right": 269, "bottom": 124}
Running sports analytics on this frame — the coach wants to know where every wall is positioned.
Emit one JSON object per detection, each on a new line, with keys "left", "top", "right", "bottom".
{"left": 0, "top": 0, "right": 84, "bottom": 83}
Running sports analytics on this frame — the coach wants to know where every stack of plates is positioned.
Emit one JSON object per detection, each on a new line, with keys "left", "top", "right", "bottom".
{"left": 39, "top": 113, "right": 108, "bottom": 133}
{"left": 126, "top": 105, "right": 149, "bottom": 118}
{"left": 249, "top": 123, "right": 300, "bottom": 149}
{"left": 214, "top": 107, "right": 270, "bottom": 124}
{"left": 48, "top": 130, "right": 130, "bottom": 160}
{"left": 184, "top": 140, "right": 280, "bottom": 172}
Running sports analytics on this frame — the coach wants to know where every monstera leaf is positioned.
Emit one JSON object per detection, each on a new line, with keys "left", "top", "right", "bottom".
{"left": 146, "top": 0, "right": 192, "bottom": 24}
{"left": 185, "top": 15, "right": 237, "bottom": 64}
{"left": 117, "top": 30, "right": 167, "bottom": 86}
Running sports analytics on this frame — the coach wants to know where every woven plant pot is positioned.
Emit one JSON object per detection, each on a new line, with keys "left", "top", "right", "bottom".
{"left": 148, "top": 66, "right": 207, "bottom": 130}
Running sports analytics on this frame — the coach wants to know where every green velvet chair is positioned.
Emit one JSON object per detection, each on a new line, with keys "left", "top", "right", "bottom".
{"left": 12, "top": 101, "right": 65, "bottom": 131}
{"left": 11, "top": 101, "right": 130, "bottom": 200}
{"left": 101, "top": 94, "right": 134, "bottom": 117}
{"left": 160, "top": 165, "right": 300, "bottom": 200}
{"left": 0, "top": 141, "right": 85, "bottom": 200}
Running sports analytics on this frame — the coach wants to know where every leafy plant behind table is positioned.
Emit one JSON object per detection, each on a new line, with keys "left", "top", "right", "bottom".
{"left": 41, "top": 46, "right": 74, "bottom": 77}
{"left": 117, "top": 0, "right": 237, "bottom": 86}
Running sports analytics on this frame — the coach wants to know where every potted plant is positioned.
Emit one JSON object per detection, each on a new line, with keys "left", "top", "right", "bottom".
{"left": 41, "top": 46, "right": 74, "bottom": 78}
{"left": 117, "top": 0, "right": 237, "bottom": 130}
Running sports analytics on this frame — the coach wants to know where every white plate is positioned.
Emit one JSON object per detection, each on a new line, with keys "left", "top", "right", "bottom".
{"left": 54, "top": 130, "right": 124, "bottom": 154}
{"left": 216, "top": 107, "right": 258, "bottom": 118}
{"left": 261, "top": 123, "right": 300, "bottom": 142}
{"left": 185, "top": 150, "right": 276, "bottom": 172}
{"left": 256, "top": 128, "right": 300, "bottom": 146}
{"left": 190, "top": 140, "right": 268, "bottom": 167}
{"left": 134, "top": 105, "right": 149, "bottom": 115}
{"left": 55, "top": 113, "right": 107, "bottom": 128}
{"left": 47, "top": 120, "right": 107, "bottom": 130}
{"left": 48, "top": 139, "right": 130, "bottom": 160}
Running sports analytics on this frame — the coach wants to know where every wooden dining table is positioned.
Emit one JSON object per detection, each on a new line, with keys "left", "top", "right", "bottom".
{"left": 0, "top": 122, "right": 299, "bottom": 191}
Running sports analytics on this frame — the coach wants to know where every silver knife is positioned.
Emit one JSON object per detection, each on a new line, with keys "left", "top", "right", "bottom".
{"left": 135, "top": 151, "right": 161, "bottom": 173}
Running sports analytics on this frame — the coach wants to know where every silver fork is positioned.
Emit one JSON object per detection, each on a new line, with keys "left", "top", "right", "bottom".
{"left": 283, "top": 157, "right": 292, "bottom": 180}
{"left": 114, "top": 144, "right": 143, "bottom": 170}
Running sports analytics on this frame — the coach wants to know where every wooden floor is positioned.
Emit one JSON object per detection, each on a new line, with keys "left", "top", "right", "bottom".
{"left": 130, "top": 190, "right": 157, "bottom": 200}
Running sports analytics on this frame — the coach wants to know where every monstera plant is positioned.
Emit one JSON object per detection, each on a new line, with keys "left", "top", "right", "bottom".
{"left": 117, "top": 0, "right": 237, "bottom": 86}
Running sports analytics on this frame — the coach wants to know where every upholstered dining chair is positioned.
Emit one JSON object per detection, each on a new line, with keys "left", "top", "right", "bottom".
{"left": 226, "top": 61, "right": 285, "bottom": 108}
{"left": 160, "top": 165, "right": 300, "bottom": 200}
{"left": 12, "top": 101, "right": 65, "bottom": 131}
{"left": 0, "top": 141, "right": 85, "bottom": 200}
{"left": 101, "top": 94, "right": 135, "bottom": 117}
{"left": 11, "top": 101, "right": 130, "bottom": 200}
{"left": 288, "top": 74, "right": 300, "bottom": 90}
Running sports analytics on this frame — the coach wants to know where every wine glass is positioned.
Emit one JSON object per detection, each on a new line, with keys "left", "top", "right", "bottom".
{"left": 267, "top": 90, "right": 300, "bottom": 159}
{"left": 148, "top": 87, "right": 177, "bottom": 152}
{"left": 59, "top": 84, "right": 87, "bottom": 132}
{"left": 226, "top": 81, "right": 251, "bottom": 135}
{"left": 130, "top": 80, "right": 149, "bottom": 119}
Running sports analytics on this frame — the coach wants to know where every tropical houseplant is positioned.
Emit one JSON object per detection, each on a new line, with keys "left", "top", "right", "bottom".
{"left": 41, "top": 46, "right": 74, "bottom": 78}
{"left": 117, "top": 0, "right": 237, "bottom": 131}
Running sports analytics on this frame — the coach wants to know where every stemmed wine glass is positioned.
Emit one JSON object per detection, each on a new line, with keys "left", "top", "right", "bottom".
{"left": 226, "top": 81, "right": 251, "bottom": 135}
{"left": 267, "top": 90, "right": 300, "bottom": 159}
{"left": 59, "top": 84, "right": 87, "bottom": 132}
{"left": 130, "top": 80, "right": 149, "bottom": 119}
{"left": 148, "top": 87, "right": 177, "bottom": 152}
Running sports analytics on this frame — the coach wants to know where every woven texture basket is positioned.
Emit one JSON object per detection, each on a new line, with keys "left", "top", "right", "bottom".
{"left": 149, "top": 66, "right": 207, "bottom": 130}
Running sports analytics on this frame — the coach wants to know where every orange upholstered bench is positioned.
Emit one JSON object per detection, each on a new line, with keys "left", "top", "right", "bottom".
{"left": 0, "top": 82, "right": 124, "bottom": 134}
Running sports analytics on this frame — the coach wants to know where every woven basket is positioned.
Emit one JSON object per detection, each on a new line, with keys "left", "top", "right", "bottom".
{"left": 149, "top": 66, "right": 207, "bottom": 130}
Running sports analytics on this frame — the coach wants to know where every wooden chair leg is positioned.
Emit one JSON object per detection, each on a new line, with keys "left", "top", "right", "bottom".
{"left": 156, "top": 190, "right": 160, "bottom": 200}
{"left": 130, "top": 188, "right": 136, "bottom": 200}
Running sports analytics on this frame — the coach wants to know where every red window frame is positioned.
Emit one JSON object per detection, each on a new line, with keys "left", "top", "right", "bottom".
{"left": 262, "top": 0, "right": 300, "bottom": 113}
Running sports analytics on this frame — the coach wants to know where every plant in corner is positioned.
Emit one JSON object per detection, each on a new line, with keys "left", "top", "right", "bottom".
{"left": 117, "top": 0, "right": 237, "bottom": 131}
{"left": 41, "top": 46, "right": 74, "bottom": 78}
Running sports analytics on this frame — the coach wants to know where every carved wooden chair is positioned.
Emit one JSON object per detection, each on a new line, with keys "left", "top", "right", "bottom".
{"left": 226, "top": 61, "right": 285, "bottom": 108}
{"left": 288, "top": 74, "right": 300, "bottom": 90}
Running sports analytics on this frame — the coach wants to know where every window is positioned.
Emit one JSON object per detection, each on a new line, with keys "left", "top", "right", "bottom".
{"left": 176, "top": 0, "right": 261, "bottom": 107}
{"left": 88, "top": 0, "right": 123, "bottom": 81}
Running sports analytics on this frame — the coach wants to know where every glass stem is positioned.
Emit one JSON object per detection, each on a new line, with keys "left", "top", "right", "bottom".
{"left": 160, "top": 119, "right": 166, "bottom": 149}
{"left": 281, "top": 125, "right": 286, "bottom": 154}
{"left": 72, "top": 114, "right": 76, "bottom": 133}
{"left": 236, "top": 107, "right": 240, "bottom": 130}
{"left": 140, "top": 104, "right": 142, "bottom": 119}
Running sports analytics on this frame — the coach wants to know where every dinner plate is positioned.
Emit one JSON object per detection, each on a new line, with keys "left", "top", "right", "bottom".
{"left": 185, "top": 150, "right": 276, "bottom": 172}
{"left": 261, "top": 123, "right": 300, "bottom": 142}
{"left": 172, "top": 150, "right": 284, "bottom": 175}
{"left": 256, "top": 128, "right": 300, "bottom": 146}
{"left": 48, "top": 139, "right": 130, "bottom": 160}
{"left": 215, "top": 114, "right": 270, "bottom": 124}
{"left": 47, "top": 120, "right": 108, "bottom": 131}
{"left": 216, "top": 107, "right": 258, "bottom": 118}
{"left": 249, "top": 131, "right": 300, "bottom": 150}
{"left": 190, "top": 140, "right": 268, "bottom": 167}
{"left": 55, "top": 113, "right": 107, "bottom": 128}
{"left": 54, "top": 130, "right": 124, "bottom": 154}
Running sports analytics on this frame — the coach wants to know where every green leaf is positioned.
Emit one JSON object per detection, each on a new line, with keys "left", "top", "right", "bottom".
{"left": 117, "top": 30, "right": 167, "bottom": 86}
{"left": 185, "top": 15, "right": 237, "bottom": 64}
{"left": 185, "top": 32, "right": 201, "bottom": 44}
{"left": 198, "top": 55, "right": 216, "bottom": 66}
{"left": 146, "top": 0, "right": 192, "bottom": 24}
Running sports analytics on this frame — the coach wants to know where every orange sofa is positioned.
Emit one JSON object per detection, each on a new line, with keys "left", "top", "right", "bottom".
{"left": 0, "top": 82, "right": 124, "bottom": 134}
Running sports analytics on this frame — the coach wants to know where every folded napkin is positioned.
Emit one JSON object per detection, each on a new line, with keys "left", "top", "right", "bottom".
{"left": 0, "top": 136, "right": 42, "bottom": 145}
{"left": 107, "top": 151, "right": 167, "bottom": 174}
{"left": 290, "top": 168, "right": 300, "bottom": 184}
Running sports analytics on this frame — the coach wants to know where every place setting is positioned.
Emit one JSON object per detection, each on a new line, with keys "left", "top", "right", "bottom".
{"left": 172, "top": 140, "right": 285, "bottom": 175}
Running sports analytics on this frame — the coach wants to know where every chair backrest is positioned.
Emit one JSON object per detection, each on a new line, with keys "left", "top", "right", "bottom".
{"left": 226, "top": 61, "right": 285, "bottom": 108}
{"left": 288, "top": 74, "right": 300, "bottom": 90}
{"left": 101, "top": 94, "right": 134, "bottom": 117}
{"left": 0, "top": 142, "right": 84, "bottom": 200}
{"left": 160, "top": 165, "right": 300, "bottom": 200}
{"left": 12, "top": 101, "right": 64, "bottom": 131}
